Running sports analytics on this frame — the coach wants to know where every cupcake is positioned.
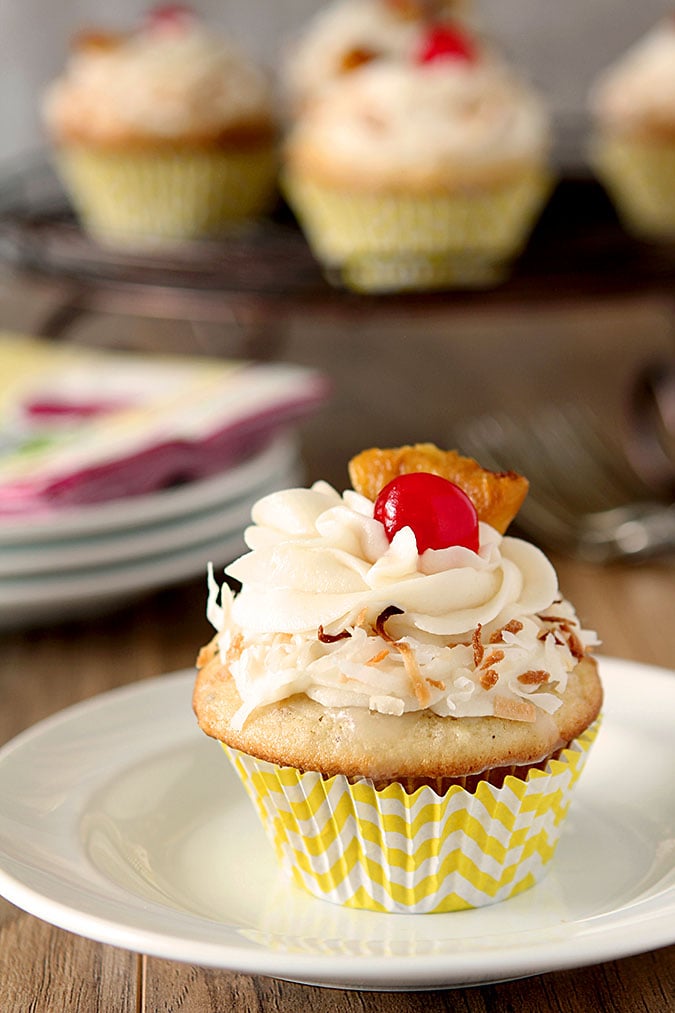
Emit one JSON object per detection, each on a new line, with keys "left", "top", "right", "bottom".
{"left": 282, "top": 20, "right": 552, "bottom": 292}
{"left": 589, "top": 17, "right": 675, "bottom": 240}
{"left": 194, "top": 443, "right": 602, "bottom": 913}
{"left": 282, "top": 0, "right": 475, "bottom": 115}
{"left": 42, "top": 5, "right": 278, "bottom": 248}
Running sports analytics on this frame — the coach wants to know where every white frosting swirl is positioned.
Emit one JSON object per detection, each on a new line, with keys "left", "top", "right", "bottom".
{"left": 209, "top": 481, "right": 597, "bottom": 729}
{"left": 43, "top": 23, "right": 275, "bottom": 145}
{"left": 590, "top": 20, "right": 675, "bottom": 135}
{"left": 286, "top": 55, "right": 549, "bottom": 184}
{"left": 283, "top": 0, "right": 475, "bottom": 112}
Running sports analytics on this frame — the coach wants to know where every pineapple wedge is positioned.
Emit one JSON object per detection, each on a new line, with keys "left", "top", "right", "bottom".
{"left": 348, "top": 443, "right": 528, "bottom": 535}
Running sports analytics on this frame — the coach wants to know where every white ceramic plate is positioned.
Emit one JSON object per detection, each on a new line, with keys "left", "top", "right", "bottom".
{"left": 0, "top": 433, "right": 295, "bottom": 544}
{"left": 0, "top": 656, "right": 672, "bottom": 991}
{"left": 0, "top": 452, "right": 299, "bottom": 578}
{"left": 0, "top": 498, "right": 253, "bottom": 578}
{"left": 0, "top": 465, "right": 302, "bottom": 629}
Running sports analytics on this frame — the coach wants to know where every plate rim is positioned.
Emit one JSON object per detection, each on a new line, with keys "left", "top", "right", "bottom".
{"left": 0, "top": 655, "right": 673, "bottom": 990}
{"left": 0, "top": 456, "right": 300, "bottom": 579}
{"left": 0, "top": 432, "right": 295, "bottom": 544}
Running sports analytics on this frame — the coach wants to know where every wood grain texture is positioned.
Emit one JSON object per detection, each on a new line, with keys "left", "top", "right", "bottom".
{"left": 141, "top": 947, "right": 675, "bottom": 1012}
{"left": 0, "top": 901, "right": 137, "bottom": 1013}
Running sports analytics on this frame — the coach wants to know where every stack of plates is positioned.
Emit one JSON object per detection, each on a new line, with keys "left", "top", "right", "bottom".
{"left": 0, "top": 434, "right": 301, "bottom": 630}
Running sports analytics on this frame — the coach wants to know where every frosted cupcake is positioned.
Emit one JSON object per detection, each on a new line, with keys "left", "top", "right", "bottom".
{"left": 194, "top": 444, "right": 602, "bottom": 913}
{"left": 282, "top": 0, "right": 475, "bottom": 115}
{"left": 589, "top": 18, "right": 675, "bottom": 240}
{"left": 282, "top": 21, "right": 552, "bottom": 291}
{"left": 42, "top": 5, "right": 278, "bottom": 248}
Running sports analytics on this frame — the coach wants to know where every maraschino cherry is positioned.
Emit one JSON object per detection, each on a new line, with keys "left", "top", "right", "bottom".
{"left": 417, "top": 24, "right": 477, "bottom": 64}
{"left": 146, "top": 4, "right": 195, "bottom": 32}
{"left": 374, "top": 472, "right": 479, "bottom": 553}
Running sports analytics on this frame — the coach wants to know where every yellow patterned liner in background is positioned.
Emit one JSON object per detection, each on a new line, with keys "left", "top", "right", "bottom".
{"left": 223, "top": 719, "right": 599, "bottom": 914}
{"left": 283, "top": 167, "right": 552, "bottom": 292}
{"left": 590, "top": 135, "right": 675, "bottom": 240}
{"left": 54, "top": 145, "right": 278, "bottom": 248}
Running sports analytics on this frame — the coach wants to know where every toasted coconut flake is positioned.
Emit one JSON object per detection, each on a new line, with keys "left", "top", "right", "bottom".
{"left": 371, "top": 605, "right": 430, "bottom": 705}
{"left": 567, "top": 631, "right": 585, "bottom": 660}
{"left": 354, "top": 607, "right": 369, "bottom": 629}
{"left": 493, "top": 695, "right": 537, "bottom": 722}
{"left": 481, "top": 649, "right": 504, "bottom": 669}
{"left": 479, "top": 669, "right": 499, "bottom": 690}
{"left": 538, "top": 629, "right": 564, "bottom": 645}
{"left": 490, "top": 619, "right": 524, "bottom": 643}
{"left": 426, "top": 677, "right": 446, "bottom": 690}
{"left": 318, "top": 625, "right": 351, "bottom": 644}
{"left": 225, "top": 632, "right": 244, "bottom": 666}
{"left": 196, "top": 637, "right": 218, "bottom": 669}
{"left": 517, "top": 669, "right": 550, "bottom": 685}
{"left": 472, "top": 624, "right": 484, "bottom": 666}
{"left": 366, "top": 649, "right": 390, "bottom": 666}
{"left": 396, "top": 640, "right": 432, "bottom": 707}
{"left": 375, "top": 605, "right": 404, "bottom": 642}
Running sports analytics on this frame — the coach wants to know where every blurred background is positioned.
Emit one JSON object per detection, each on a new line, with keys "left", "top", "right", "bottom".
{"left": 1, "top": 9, "right": 674, "bottom": 1002}
{"left": 1, "top": 0, "right": 673, "bottom": 162}
{"left": 0, "top": 0, "right": 674, "bottom": 628}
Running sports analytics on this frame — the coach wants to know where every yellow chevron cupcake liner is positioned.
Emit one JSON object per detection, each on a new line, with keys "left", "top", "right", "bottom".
{"left": 54, "top": 144, "right": 278, "bottom": 248}
{"left": 591, "top": 135, "right": 675, "bottom": 239}
{"left": 283, "top": 168, "right": 552, "bottom": 292}
{"left": 223, "top": 719, "right": 599, "bottom": 914}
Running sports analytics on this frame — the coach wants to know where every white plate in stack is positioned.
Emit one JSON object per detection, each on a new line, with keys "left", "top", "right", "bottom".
{"left": 0, "top": 434, "right": 301, "bottom": 630}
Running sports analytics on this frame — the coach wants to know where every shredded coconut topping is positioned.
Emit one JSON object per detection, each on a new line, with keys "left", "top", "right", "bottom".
{"left": 207, "top": 482, "right": 598, "bottom": 729}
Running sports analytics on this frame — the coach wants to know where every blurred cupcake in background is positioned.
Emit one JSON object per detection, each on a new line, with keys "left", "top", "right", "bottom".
{"left": 589, "top": 17, "right": 675, "bottom": 241}
{"left": 282, "top": 0, "right": 475, "bottom": 116}
{"left": 282, "top": 19, "right": 552, "bottom": 292}
{"left": 42, "top": 5, "right": 279, "bottom": 249}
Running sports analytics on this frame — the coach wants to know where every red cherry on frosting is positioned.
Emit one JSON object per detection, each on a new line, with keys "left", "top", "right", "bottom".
{"left": 146, "top": 4, "right": 195, "bottom": 31}
{"left": 374, "top": 472, "right": 479, "bottom": 553}
{"left": 417, "top": 24, "right": 477, "bottom": 64}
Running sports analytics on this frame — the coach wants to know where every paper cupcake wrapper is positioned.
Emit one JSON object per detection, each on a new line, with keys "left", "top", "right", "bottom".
{"left": 223, "top": 719, "right": 599, "bottom": 914}
{"left": 591, "top": 135, "right": 675, "bottom": 239}
{"left": 54, "top": 145, "right": 278, "bottom": 248}
{"left": 283, "top": 168, "right": 552, "bottom": 292}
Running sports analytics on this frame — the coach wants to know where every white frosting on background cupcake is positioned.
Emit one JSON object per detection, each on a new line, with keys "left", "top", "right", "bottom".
{"left": 283, "top": 0, "right": 474, "bottom": 112}
{"left": 590, "top": 19, "right": 675, "bottom": 137}
{"left": 43, "top": 17, "right": 275, "bottom": 146}
{"left": 286, "top": 50, "right": 550, "bottom": 187}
